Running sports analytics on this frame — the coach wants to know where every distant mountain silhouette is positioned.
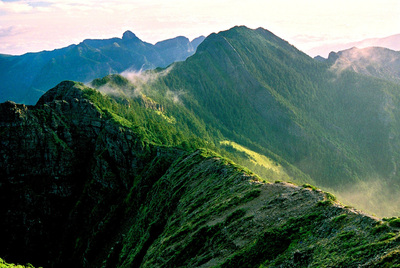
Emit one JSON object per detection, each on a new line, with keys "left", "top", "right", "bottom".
{"left": 307, "top": 33, "right": 400, "bottom": 57}
{"left": 0, "top": 31, "right": 205, "bottom": 104}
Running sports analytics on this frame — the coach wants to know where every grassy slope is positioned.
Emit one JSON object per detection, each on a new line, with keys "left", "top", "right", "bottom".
{"left": 99, "top": 149, "right": 400, "bottom": 267}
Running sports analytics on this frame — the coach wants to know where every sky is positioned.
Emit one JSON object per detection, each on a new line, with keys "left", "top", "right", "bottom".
{"left": 1, "top": 0, "right": 399, "bottom": 56}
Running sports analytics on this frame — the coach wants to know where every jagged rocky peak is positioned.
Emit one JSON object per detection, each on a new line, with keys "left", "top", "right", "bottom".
{"left": 122, "top": 30, "right": 140, "bottom": 41}
{"left": 36, "top": 80, "right": 88, "bottom": 105}
{"left": 0, "top": 100, "right": 29, "bottom": 124}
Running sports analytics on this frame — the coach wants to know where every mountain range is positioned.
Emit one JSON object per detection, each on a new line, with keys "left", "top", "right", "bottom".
{"left": 2, "top": 26, "right": 400, "bottom": 267}
{"left": 307, "top": 33, "right": 400, "bottom": 57}
{"left": 0, "top": 31, "right": 205, "bottom": 105}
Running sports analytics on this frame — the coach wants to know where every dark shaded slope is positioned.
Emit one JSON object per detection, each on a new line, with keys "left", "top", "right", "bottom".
{"left": 1, "top": 81, "right": 400, "bottom": 267}
{"left": 0, "top": 81, "right": 189, "bottom": 266}
{"left": 0, "top": 31, "right": 204, "bottom": 105}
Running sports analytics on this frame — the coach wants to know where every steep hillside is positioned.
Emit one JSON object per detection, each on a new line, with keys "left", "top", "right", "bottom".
{"left": 0, "top": 31, "right": 204, "bottom": 105}
{"left": 2, "top": 81, "right": 400, "bottom": 267}
{"left": 105, "top": 26, "right": 400, "bottom": 216}
{"left": 6, "top": 26, "right": 400, "bottom": 217}
{"left": 326, "top": 47, "right": 400, "bottom": 83}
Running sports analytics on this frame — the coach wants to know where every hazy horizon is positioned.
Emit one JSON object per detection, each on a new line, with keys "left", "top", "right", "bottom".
{"left": 1, "top": 0, "right": 399, "bottom": 56}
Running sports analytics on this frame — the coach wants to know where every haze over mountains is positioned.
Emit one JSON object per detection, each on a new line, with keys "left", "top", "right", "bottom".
{"left": 308, "top": 33, "right": 400, "bottom": 58}
{"left": 324, "top": 47, "right": 400, "bottom": 84}
{"left": 2, "top": 26, "right": 400, "bottom": 267}
{"left": 0, "top": 31, "right": 205, "bottom": 105}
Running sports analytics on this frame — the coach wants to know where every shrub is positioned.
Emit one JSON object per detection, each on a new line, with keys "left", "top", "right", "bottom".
{"left": 302, "top": 184, "right": 317, "bottom": 191}
{"left": 389, "top": 218, "right": 400, "bottom": 228}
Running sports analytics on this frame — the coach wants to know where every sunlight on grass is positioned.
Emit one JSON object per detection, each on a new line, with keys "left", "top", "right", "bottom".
{"left": 220, "top": 140, "right": 289, "bottom": 178}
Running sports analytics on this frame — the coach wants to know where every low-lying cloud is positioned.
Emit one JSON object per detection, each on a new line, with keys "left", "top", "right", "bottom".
{"left": 93, "top": 65, "right": 186, "bottom": 105}
{"left": 336, "top": 178, "right": 400, "bottom": 218}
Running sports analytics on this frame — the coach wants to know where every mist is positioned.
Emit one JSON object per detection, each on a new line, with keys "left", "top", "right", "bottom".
{"left": 330, "top": 47, "right": 400, "bottom": 83}
{"left": 334, "top": 178, "right": 400, "bottom": 218}
{"left": 89, "top": 64, "right": 187, "bottom": 106}
{"left": 121, "top": 65, "right": 173, "bottom": 85}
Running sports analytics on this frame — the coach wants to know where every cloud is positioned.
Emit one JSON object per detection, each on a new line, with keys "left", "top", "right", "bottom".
{"left": 0, "top": 25, "right": 29, "bottom": 37}
{"left": 0, "top": 0, "right": 112, "bottom": 14}
{"left": 121, "top": 65, "right": 173, "bottom": 85}
{"left": 166, "top": 89, "right": 185, "bottom": 104}
{"left": 0, "top": 26, "right": 15, "bottom": 37}
{"left": 336, "top": 178, "right": 400, "bottom": 217}
{"left": 0, "top": 1, "right": 33, "bottom": 13}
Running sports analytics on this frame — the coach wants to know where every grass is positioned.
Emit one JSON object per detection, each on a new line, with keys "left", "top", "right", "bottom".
{"left": 332, "top": 213, "right": 348, "bottom": 223}
{"left": 0, "top": 258, "right": 37, "bottom": 268}
{"left": 220, "top": 140, "right": 287, "bottom": 175}
{"left": 302, "top": 183, "right": 318, "bottom": 191}
{"left": 388, "top": 218, "right": 400, "bottom": 228}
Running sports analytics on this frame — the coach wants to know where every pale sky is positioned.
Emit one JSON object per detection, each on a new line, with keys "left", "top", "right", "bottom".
{"left": 1, "top": 0, "right": 399, "bottom": 56}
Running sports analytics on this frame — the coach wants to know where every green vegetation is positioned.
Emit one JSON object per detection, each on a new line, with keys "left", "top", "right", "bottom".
{"left": 388, "top": 218, "right": 400, "bottom": 228}
{"left": 302, "top": 183, "right": 318, "bottom": 191}
{"left": 332, "top": 213, "right": 348, "bottom": 223}
{"left": 129, "top": 26, "right": 400, "bottom": 216}
{"left": 82, "top": 82, "right": 213, "bottom": 150}
{"left": 80, "top": 25, "right": 400, "bottom": 215}
{"left": 225, "top": 209, "right": 247, "bottom": 225}
{"left": 0, "top": 258, "right": 37, "bottom": 268}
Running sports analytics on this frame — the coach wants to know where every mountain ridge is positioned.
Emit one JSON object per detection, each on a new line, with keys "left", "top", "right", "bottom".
{"left": 2, "top": 81, "right": 400, "bottom": 267}
{"left": 0, "top": 31, "right": 205, "bottom": 105}
{"left": 126, "top": 25, "right": 400, "bottom": 215}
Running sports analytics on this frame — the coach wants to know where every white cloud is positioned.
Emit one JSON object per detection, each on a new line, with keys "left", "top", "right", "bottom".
{"left": 0, "top": 1, "right": 33, "bottom": 13}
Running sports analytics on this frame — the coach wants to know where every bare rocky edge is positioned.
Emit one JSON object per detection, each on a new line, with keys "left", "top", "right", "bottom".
{"left": 1, "top": 81, "right": 400, "bottom": 267}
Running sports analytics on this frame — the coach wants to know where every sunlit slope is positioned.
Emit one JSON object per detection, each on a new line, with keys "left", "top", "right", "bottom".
{"left": 220, "top": 140, "right": 291, "bottom": 182}
{"left": 142, "top": 26, "right": 400, "bottom": 191}
{"left": 88, "top": 74, "right": 308, "bottom": 184}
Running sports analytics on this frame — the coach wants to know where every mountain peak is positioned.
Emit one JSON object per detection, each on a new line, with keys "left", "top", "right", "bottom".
{"left": 122, "top": 30, "right": 139, "bottom": 40}
{"left": 36, "top": 80, "right": 87, "bottom": 106}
